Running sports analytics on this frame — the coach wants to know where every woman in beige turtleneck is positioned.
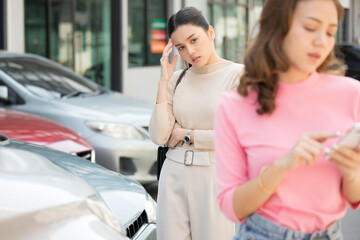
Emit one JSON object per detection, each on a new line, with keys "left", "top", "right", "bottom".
{"left": 149, "top": 7, "right": 243, "bottom": 240}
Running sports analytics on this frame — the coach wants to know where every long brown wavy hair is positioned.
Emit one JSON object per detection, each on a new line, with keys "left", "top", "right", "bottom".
{"left": 238, "top": 0, "right": 345, "bottom": 115}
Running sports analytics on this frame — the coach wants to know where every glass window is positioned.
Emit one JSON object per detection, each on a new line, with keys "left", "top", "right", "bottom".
{"left": 25, "top": 0, "right": 48, "bottom": 57}
{"left": 336, "top": 9, "right": 349, "bottom": 43}
{"left": 210, "top": 0, "right": 247, "bottom": 4}
{"left": 74, "top": 0, "right": 112, "bottom": 88}
{"left": 149, "top": 0, "right": 167, "bottom": 65}
{"left": 208, "top": 1, "right": 247, "bottom": 63}
{"left": 128, "top": 0, "right": 145, "bottom": 67}
{"left": 255, "top": 0, "right": 264, "bottom": 4}
{"left": 50, "top": 0, "right": 74, "bottom": 69}
{"left": 208, "top": 0, "right": 265, "bottom": 63}
{"left": 226, "top": 6, "right": 247, "bottom": 62}
{"left": 25, "top": 0, "right": 111, "bottom": 89}
{"left": 128, "top": 0, "right": 167, "bottom": 67}
{"left": 211, "top": 4, "right": 225, "bottom": 58}
{"left": 251, "top": 0, "right": 265, "bottom": 38}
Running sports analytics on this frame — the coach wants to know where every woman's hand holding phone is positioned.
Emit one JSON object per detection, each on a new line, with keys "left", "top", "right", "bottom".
{"left": 329, "top": 145, "right": 360, "bottom": 180}
{"left": 325, "top": 123, "right": 360, "bottom": 156}
{"left": 326, "top": 123, "right": 360, "bottom": 180}
{"left": 276, "top": 132, "right": 339, "bottom": 172}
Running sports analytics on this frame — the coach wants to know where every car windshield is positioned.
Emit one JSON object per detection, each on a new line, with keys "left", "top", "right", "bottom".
{"left": 0, "top": 57, "right": 103, "bottom": 100}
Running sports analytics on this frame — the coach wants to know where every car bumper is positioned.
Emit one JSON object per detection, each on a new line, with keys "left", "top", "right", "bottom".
{"left": 86, "top": 134, "right": 158, "bottom": 183}
{"left": 133, "top": 223, "right": 156, "bottom": 240}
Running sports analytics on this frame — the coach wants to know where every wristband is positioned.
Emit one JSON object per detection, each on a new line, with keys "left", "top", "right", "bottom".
{"left": 257, "top": 165, "right": 278, "bottom": 195}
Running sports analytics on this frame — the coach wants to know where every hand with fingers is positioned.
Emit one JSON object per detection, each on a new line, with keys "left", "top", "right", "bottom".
{"left": 156, "top": 39, "right": 179, "bottom": 104}
{"left": 328, "top": 145, "right": 360, "bottom": 181}
{"left": 277, "top": 132, "right": 340, "bottom": 171}
{"left": 160, "top": 39, "right": 179, "bottom": 83}
{"left": 168, "top": 122, "right": 185, "bottom": 148}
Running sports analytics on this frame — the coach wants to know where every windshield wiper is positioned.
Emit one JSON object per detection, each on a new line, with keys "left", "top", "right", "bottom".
{"left": 61, "top": 89, "right": 105, "bottom": 99}
{"left": 95, "top": 89, "right": 108, "bottom": 95}
{"left": 61, "top": 90, "right": 84, "bottom": 99}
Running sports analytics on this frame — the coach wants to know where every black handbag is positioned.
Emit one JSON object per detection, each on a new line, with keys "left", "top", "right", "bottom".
{"left": 156, "top": 68, "right": 188, "bottom": 180}
{"left": 157, "top": 145, "right": 169, "bottom": 180}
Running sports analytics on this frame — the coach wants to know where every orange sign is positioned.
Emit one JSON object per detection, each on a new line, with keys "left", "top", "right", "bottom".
{"left": 151, "top": 41, "right": 166, "bottom": 53}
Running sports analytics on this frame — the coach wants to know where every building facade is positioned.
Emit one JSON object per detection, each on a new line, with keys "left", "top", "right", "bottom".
{"left": 0, "top": 0, "right": 359, "bottom": 102}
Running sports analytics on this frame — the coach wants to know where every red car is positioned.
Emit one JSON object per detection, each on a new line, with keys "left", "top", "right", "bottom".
{"left": 0, "top": 108, "right": 94, "bottom": 161}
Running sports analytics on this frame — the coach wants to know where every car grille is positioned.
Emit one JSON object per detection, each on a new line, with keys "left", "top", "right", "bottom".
{"left": 76, "top": 150, "right": 92, "bottom": 161}
{"left": 126, "top": 210, "right": 148, "bottom": 238}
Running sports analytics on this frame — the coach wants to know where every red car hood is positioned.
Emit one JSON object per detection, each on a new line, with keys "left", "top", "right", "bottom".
{"left": 0, "top": 108, "right": 93, "bottom": 154}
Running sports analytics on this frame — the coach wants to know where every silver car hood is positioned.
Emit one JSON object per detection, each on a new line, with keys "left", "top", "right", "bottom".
{"left": 0, "top": 146, "right": 95, "bottom": 220}
{"left": 54, "top": 92, "right": 153, "bottom": 126}
{"left": 3, "top": 139, "right": 149, "bottom": 227}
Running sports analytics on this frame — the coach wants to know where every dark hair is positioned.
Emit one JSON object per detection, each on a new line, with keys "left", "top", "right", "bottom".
{"left": 238, "top": 0, "right": 345, "bottom": 115}
{"left": 167, "top": 7, "right": 209, "bottom": 38}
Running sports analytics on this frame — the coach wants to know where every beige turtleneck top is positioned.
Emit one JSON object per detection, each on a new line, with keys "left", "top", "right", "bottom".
{"left": 149, "top": 59, "right": 244, "bottom": 151}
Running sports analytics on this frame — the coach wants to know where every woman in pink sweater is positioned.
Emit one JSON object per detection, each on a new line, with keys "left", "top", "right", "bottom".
{"left": 214, "top": 0, "right": 360, "bottom": 239}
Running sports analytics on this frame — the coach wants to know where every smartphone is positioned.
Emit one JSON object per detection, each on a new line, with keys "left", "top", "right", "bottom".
{"left": 325, "top": 122, "right": 360, "bottom": 157}
{"left": 336, "top": 122, "right": 360, "bottom": 149}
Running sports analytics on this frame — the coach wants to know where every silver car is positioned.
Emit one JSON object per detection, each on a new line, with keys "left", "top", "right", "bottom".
{"left": 0, "top": 135, "right": 157, "bottom": 240}
{"left": 0, "top": 52, "right": 157, "bottom": 183}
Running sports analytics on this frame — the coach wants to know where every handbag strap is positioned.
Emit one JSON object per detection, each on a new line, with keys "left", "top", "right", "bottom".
{"left": 174, "top": 67, "right": 189, "bottom": 93}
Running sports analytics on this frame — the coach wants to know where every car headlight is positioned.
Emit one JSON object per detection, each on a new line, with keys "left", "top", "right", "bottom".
{"left": 86, "top": 195, "right": 127, "bottom": 236}
{"left": 86, "top": 121, "right": 145, "bottom": 140}
{"left": 145, "top": 194, "right": 157, "bottom": 223}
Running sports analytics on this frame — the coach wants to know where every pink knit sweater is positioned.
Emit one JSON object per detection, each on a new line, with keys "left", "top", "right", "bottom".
{"left": 214, "top": 72, "right": 360, "bottom": 233}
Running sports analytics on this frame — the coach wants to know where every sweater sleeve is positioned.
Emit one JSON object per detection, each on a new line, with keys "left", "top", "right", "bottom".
{"left": 149, "top": 71, "right": 182, "bottom": 145}
{"left": 214, "top": 93, "right": 248, "bottom": 222}
{"left": 193, "top": 130, "right": 214, "bottom": 150}
{"left": 230, "top": 64, "right": 243, "bottom": 90}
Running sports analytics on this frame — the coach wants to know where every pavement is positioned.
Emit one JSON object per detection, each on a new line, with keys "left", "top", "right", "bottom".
{"left": 341, "top": 208, "right": 360, "bottom": 240}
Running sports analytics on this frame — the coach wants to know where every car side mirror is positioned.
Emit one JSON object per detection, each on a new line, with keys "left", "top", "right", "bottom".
{"left": 0, "top": 86, "right": 10, "bottom": 103}
{"left": 0, "top": 85, "right": 8, "bottom": 99}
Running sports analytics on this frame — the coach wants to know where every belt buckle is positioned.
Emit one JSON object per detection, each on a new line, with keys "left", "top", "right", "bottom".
{"left": 184, "top": 150, "right": 194, "bottom": 166}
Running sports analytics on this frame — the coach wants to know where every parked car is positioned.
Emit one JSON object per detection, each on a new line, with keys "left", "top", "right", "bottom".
{"left": 0, "top": 52, "right": 157, "bottom": 183}
{"left": 0, "top": 107, "right": 94, "bottom": 161}
{"left": 335, "top": 43, "right": 360, "bottom": 80}
{"left": 0, "top": 134, "right": 157, "bottom": 239}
